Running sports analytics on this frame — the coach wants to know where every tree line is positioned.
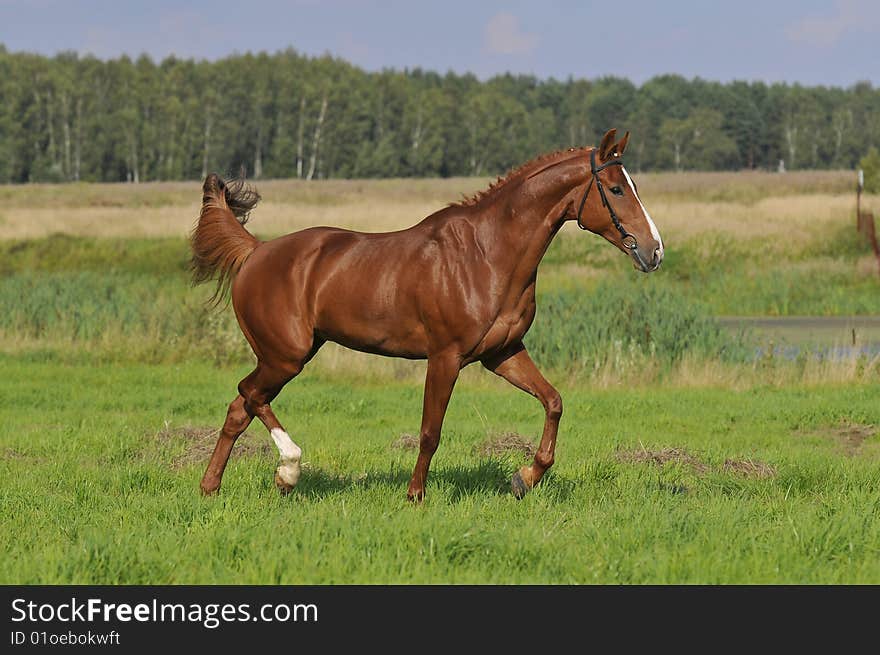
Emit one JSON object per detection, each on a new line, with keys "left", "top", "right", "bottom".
{"left": 1, "top": 45, "right": 878, "bottom": 183}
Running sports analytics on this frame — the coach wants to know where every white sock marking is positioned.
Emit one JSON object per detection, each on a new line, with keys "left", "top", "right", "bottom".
{"left": 270, "top": 427, "right": 302, "bottom": 486}
{"left": 622, "top": 166, "right": 663, "bottom": 258}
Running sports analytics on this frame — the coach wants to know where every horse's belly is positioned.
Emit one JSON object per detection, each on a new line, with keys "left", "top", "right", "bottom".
{"left": 324, "top": 332, "right": 429, "bottom": 360}
{"left": 315, "top": 300, "right": 429, "bottom": 359}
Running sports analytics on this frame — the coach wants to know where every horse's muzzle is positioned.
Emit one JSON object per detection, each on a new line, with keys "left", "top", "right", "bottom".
{"left": 631, "top": 245, "right": 663, "bottom": 273}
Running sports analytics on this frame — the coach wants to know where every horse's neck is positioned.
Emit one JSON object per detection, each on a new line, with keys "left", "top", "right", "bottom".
{"left": 471, "top": 184, "right": 570, "bottom": 290}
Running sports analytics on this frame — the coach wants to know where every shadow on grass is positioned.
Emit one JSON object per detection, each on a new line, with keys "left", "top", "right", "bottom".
{"left": 291, "top": 458, "right": 575, "bottom": 503}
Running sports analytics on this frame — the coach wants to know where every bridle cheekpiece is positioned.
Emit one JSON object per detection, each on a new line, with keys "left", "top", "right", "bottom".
{"left": 575, "top": 149, "right": 639, "bottom": 254}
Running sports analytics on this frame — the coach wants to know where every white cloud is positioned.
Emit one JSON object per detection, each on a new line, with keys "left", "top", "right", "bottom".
{"left": 786, "top": 0, "right": 880, "bottom": 47}
{"left": 484, "top": 12, "right": 538, "bottom": 56}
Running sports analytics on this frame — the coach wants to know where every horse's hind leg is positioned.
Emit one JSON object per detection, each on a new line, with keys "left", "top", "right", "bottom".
{"left": 201, "top": 395, "right": 253, "bottom": 495}
{"left": 200, "top": 335, "right": 322, "bottom": 495}
{"left": 238, "top": 353, "right": 319, "bottom": 495}
{"left": 199, "top": 365, "right": 299, "bottom": 496}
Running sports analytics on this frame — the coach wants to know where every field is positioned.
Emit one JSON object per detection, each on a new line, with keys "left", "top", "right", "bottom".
{"left": 2, "top": 171, "right": 880, "bottom": 583}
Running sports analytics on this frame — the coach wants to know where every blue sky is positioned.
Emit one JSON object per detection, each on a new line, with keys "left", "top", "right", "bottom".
{"left": 1, "top": 0, "right": 878, "bottom": 86}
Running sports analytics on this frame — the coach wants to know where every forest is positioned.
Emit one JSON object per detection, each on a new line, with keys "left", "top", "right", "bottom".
{"left": 1, "top": 45, "right": 879, "bottom": 183}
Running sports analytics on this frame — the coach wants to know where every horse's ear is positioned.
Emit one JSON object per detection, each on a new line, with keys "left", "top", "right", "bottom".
{"left": 615, "top": 131, "right": 630, "bottom": 157}
{"left": 598, "top": 128, "right": 618, "bottom": 160}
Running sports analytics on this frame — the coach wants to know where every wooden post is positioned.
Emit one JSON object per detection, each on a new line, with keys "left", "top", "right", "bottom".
{"left": 856, "top": 168, "right": 880, "bottom": 277}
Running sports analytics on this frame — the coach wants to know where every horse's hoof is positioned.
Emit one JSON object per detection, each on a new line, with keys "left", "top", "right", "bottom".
{"left": 511, "top": 470, "right": 530, "bottom": 499}
{"left": 200, "top": 479, "right": 220, "bottom": 496}
{"left": 407, "top": 489, "right": 425, "bottom": 503}
{"left": 274, "top": 471, "right": 295, "bottom": 496}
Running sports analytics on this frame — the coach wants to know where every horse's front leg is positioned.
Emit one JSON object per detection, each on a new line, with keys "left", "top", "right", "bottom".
{"left": 407, "top": 353, "right": 461, "bottom": 502}
{"left": 482, "top": 343, "right": 562, "bottom": 498}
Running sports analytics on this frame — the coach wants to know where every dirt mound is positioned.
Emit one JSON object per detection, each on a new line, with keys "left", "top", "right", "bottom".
{"left": 616, "top": 446, "right": 710, "bottom": 474}
{"left": 474, "top": 432, "right": 536, "bottom": 458}
{"left": 723, "top": 458, "right": 777, "bottom": 478}
{"left": 391, "top": 433, "right": 420, "bottom": 450}
{"left": 800, "top": 420, "right": 876, "bottom": 456}
{"left": 617, "top": 446, "right": 779, "bottom": 479}
{"left": 2, "top": 447, "right": 34, "bottom": 461}
{"left": 152, "top": 424, "right": 272, "bottom": 469}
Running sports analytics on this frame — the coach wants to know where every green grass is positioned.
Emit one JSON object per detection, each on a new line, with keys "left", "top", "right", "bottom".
{"left": 0, "top": 233, "right": 188, "bottom": 275}
{"left": 2, "top": 356, "right": 879, "bottom": 584}
{"left": 541, "top": 224, "right": 880, "bottom": 316}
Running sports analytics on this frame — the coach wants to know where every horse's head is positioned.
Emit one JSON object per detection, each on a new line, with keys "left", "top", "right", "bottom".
{"left": 574, "top": 129, "right": 663, "bottom": 272}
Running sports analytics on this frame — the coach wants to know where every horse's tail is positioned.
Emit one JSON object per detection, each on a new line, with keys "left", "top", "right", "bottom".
{"left": 190, "top": 173, "right": 262, "bottom": 306}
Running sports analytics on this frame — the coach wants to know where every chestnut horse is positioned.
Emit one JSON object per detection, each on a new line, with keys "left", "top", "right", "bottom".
{"left": 193, "top": 128, "right": 663, "bottom": 501}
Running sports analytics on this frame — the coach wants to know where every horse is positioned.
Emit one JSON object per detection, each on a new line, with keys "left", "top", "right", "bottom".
{"left": 192, "top": 128, "right": 663, "bottom": 501}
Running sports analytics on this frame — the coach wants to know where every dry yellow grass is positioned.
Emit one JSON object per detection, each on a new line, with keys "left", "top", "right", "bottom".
{"left": 651, "top": 194, "right": 858, "bottom": 242}
{"left": 0, "top": 178, "right": 484, "bottom": 239}
{"left": 1, "top": 171, "right": 875, "bottom": 243}
{"left": 0, "top": 201, "right": 445, "bottom": 240}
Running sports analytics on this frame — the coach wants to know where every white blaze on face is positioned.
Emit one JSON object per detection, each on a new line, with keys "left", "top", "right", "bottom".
{"left": 622, "top": 166, "right": 663, "bottom": 258}
{"left": 270, "top": 427, "right": 302, "bottom": 487}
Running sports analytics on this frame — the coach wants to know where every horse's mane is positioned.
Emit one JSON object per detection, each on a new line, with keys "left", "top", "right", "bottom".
{"left": 453, "top": 147, "right": 590, "bottom": 208}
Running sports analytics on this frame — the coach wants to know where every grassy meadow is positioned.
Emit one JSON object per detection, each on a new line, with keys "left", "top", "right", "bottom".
{"left": 1, "top": 170, "right": 879, "bottom": 583}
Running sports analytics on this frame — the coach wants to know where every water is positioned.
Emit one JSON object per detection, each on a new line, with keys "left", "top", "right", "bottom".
{"left": 718, "top": 316, "right": 880, "bottom": 360}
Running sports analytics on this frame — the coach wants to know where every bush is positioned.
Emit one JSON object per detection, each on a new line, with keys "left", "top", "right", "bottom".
{"left": 859, "top": 147, "right": 880, "bottom": 194}
{"left": 0, "top": 271, "right": 251, "bottom": 364}
{"left": 526, "top": 282, "right": 749, "bottom": 373}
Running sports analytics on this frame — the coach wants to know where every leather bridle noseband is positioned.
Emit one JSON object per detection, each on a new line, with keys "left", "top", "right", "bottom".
{"left": 575, "top": 149, "right": 650, "bottom": 270}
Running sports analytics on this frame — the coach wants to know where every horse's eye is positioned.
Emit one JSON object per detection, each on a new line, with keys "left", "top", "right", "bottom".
{"left": 610, "top": 186, "right": 624, "bottom": 196}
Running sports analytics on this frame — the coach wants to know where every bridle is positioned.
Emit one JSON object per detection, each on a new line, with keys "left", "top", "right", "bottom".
{"left": 575, "top": 148, "right": 650, "bottom": 270}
